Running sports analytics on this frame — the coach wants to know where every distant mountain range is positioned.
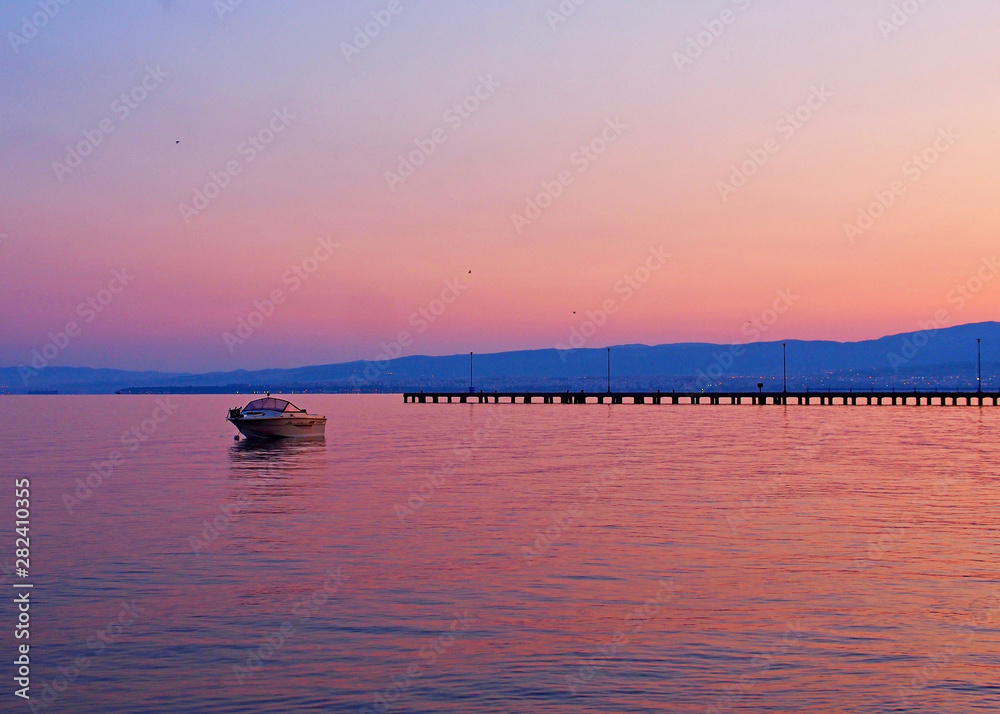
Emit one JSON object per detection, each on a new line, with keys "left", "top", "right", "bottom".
{"left": 2, "top": 321, "right": 998, "bottom": 395}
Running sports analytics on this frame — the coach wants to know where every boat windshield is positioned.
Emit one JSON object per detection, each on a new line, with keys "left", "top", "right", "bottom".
{"left": 243, "top": 398, "right": 302, "bottom": 412}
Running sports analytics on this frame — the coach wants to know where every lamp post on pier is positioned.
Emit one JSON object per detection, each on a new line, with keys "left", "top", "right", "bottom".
{"left": 607, "top": 347, "right": 611, "bottom": 393}
{"left": 977, "top": 339, "right": 982, "bottom": 393}
{"left": 470, "top": 352, "right": 474, "bottom": 393}
{"left": 783, "top": 342, "right": 787, "bottom": 394}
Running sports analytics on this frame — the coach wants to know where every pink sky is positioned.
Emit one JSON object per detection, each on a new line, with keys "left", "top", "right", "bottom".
{"left": 2, "top": 1, "right": 999, "bottom": 371}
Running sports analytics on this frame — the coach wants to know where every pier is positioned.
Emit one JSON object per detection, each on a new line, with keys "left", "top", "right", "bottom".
{"left": 404, "top": 390, "right": 1000, "bottom": 406}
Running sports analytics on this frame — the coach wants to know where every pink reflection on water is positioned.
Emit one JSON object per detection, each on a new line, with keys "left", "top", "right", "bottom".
{"left": 2, "top": 395, "right": 1000, "bottom": 711}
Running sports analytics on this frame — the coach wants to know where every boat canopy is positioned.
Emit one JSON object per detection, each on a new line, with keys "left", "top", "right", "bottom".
{"left": 243, "top": 398, "right": 303, "bottom": 412}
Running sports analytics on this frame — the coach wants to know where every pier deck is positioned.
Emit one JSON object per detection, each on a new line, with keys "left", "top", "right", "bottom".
{"left": 403, "top": 390, "right": 1000, "bottom": 406}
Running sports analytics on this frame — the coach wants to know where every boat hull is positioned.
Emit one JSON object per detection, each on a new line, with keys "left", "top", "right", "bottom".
{"left": 228, "top": 416, "right": 327, "bottom": 439}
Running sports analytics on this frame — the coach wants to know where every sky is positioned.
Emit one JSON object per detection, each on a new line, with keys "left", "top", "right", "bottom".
{"left": 1, "top": 0, "right": 999, "bottom": 372}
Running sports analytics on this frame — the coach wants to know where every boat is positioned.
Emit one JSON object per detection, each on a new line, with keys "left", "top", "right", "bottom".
{"left": 227, "top": 394, "right": 327, "bottom": 439}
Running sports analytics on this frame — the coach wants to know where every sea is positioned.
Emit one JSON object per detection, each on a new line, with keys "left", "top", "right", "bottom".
{"left": 2, "top": 394, "right": 999, "bottom": 712}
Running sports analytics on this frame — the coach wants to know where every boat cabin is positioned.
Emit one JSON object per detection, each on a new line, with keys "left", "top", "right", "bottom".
{"left": 241, "top": 398, "right": 307, "bottom": 414}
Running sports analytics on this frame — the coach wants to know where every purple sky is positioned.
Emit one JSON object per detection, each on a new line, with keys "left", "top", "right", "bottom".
{"left": 2, "top": 0, "right": 998, "bottom": 372}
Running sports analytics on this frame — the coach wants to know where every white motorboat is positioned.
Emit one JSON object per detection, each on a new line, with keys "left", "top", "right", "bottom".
{"left": 227, "top": 394, "right": 327, "bottom": 439}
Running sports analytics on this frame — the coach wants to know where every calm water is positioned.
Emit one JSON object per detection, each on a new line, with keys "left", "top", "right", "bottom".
{"left": 2, "top": 395, "right": 1000, "bottom": 712}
